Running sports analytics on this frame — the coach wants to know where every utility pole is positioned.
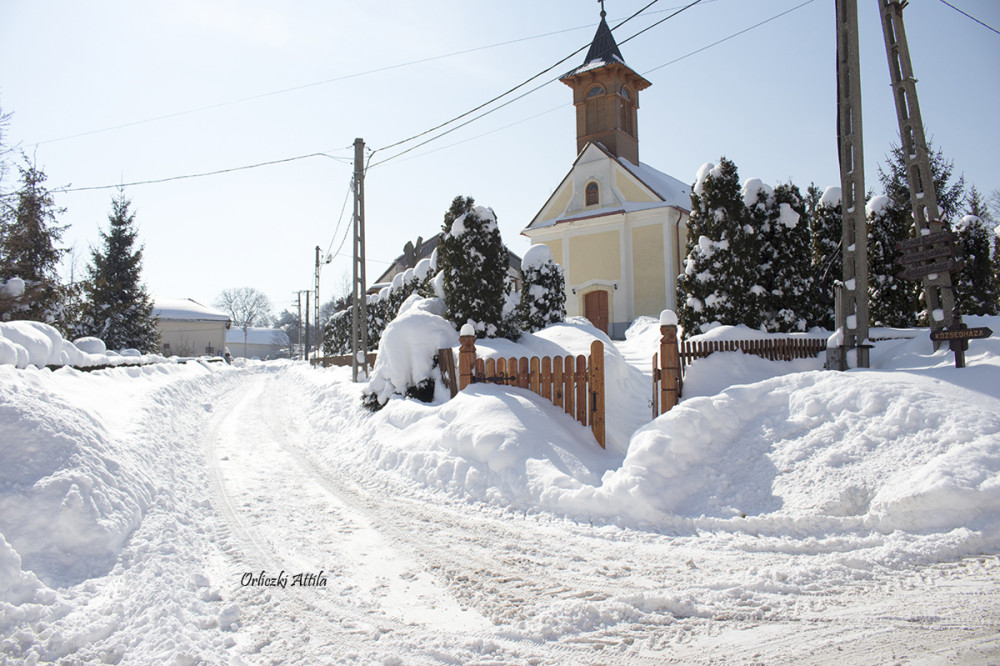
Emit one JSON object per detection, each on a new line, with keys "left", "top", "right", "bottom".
{"left": 878, "top": 0, "right": 955, "bottom": 342}
{"left": 296, "top": 289, "right": 311, "bottom": 361}
{"left": 833, "top": 0, "right": 870, "bottom": 369}
{"left": 296, "top": 291, "right": 303, "bottom": 360}
{"left": 351, "top": 138, "right": 370, "bottom": 382}
{"left": 315, "top": 245, "right": 321, "bottom": 361}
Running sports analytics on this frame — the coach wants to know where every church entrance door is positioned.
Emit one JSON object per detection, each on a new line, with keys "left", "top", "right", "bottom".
{"left": 584, "top": 290, "right": 609, "bottom": 334}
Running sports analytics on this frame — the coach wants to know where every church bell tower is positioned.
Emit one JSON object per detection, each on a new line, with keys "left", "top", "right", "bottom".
{"left": 560, "top": 4, "right": 651, "bottom": 164}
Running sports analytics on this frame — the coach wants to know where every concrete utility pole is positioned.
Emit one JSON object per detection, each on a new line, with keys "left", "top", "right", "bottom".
{"left": 296, "top": 289, "right": 311, "bottom": 361}
{"left": 878, "top": 0, "right": 955, "bottom": 340}
{"left": 834, "top": 0, "right": 871, "bottom": 369}
{"left": 315, "top": 245, "right": 321, "bottom": 359}
{"left": 351, "top": 138, "right": 370, "bottom": 382}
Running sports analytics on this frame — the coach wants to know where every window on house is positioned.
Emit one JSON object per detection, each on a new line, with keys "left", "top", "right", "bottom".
{"left": 586, "top": 182, "right": 600, "bottom": 206}
{"left": 586, "top": 85, "right": 605, "bottom": 98}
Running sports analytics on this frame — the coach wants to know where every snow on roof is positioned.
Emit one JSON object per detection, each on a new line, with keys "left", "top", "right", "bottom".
{"left": 225, "top": 326, "right": 289, "bottom": 346}
{"left": 153, "top": 298, "right": 231, "bottom": 323}
{"left": 618, "top": 157, "right": 692, "bottom": 211}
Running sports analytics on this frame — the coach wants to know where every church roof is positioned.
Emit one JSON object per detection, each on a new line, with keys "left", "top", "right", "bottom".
{"left": 523, "top": 142, "right": 691, "bottom": 233}
{"left": 583, "top": 14, "right": 624, "bottom": 68}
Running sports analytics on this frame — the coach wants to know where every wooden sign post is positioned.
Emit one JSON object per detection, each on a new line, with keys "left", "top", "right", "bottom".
{"left": 929, "top": 310, "right": 993, "bottom": 369}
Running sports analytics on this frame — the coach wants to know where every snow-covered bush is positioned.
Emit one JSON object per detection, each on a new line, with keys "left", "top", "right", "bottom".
{"left": 519, "top": 244, "right": 565, "bottom": 333}
{"left": 438, "top": 197, "right": 518, "bottom": 339}
{"left": 361, "top": 295, "right": 458, "bottom": 409}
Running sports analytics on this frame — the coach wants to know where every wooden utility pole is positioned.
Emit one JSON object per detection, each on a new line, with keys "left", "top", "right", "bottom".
{"left": 834, "top": 0, "right": 871, "bottom": 369}
{"left": 351, "top": 138, "right": 370, "bottom": 382}
{"left": 878, "top": 0, "right": 956, "bottom": 342}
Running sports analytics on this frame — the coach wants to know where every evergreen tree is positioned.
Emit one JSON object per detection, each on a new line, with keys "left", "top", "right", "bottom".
{"left": 750, "top": 180, "right": 812, "bottom": 332}
{"left": 808, "top": 186, "right": 841, "bottom": 329}
{"left": 75, "top": 191, "right": 159, "bottom": 351}
{"left": 438, "top": 196, "right": 517, "bottom": 338}
{"left": 0, "top": 160, "right": 67, "bottom": 324}
{"left": 677, "top": 158, "right": 762, "bottom": 332}
{"left": 519, "top": 244, "right": 565, "bottom": 333}
{"left": 952, "top": 187, "right": 999, "bottom": 315}
{"left": 867, "top": 195, "right": 919, "bottom": 326}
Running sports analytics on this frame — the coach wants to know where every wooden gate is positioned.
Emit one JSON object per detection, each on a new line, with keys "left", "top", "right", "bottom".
{"left": 452, "top": 333, "right": 606, "bottom": 448}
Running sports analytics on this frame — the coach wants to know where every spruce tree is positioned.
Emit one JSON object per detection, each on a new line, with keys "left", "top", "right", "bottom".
{"left": 76, "top": 191, "right": 159, "bottom": 351}
{"left": 519, "top": 244, "right": 566, "bottom": 333}
{"left": 0, "top": 161, "right": 67, "bottom": 324}
{"left": 438, "top": 196, "right": 515, "bottom": 338}
{"left": 751, "top": 180, "right": 812, "bottom": 332}
{"left": 808, "top": 186, "right": 841, "bottom": 329}
{"left": 953, "top": 213, "right": 998, "bottom": 316}
{"left": 867, "top": 195, "right": 919, "bottom": 326}
{"left": 677, "top": 158, "right": 761, "bottom": 333}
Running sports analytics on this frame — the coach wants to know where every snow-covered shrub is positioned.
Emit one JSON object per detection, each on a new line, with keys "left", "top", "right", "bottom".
{"left": 361, "top": 295, "right": 458, "bottom": 410}
{"left": 519, "top": 244, "right": 565, "bottom": 333}
{"left": 438, "top": 197, "right": 518, "bottom": 339}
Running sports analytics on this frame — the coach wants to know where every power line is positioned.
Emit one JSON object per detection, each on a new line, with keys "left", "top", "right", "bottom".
{"left": 55, "top": 151, "right": 351, "bottom": 194}
{"left": 371, "top": 0, "right": 706, "bottom": 167}
{"left": 372, "top": 0, "right": 688, "bottom": 158}
{"left": 325, "top": 179, "right": 355, "bottom": 259}
{"left": 643, "top": 0, "right": 819, "bottom": 76}
{"left": 937, "top": 0, "right": 1000, "bottom": 36}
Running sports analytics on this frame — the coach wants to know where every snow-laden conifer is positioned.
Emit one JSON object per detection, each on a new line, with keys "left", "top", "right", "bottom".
{"left": 519, "top": 244, "right": 565, "bottom": 332}
{"left": 75, "top": 192, "right": 159, "bottom": 351}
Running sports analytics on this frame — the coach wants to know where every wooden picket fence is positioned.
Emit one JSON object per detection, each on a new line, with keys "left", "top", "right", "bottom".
{"left": 652, "top": 324, "right": 827, "bottom": 418}
{"left": 679, "top": 337, "right": 828, "bottom": 371}
{"left": 446, "top": 334, "right": 606, "bottom": 448}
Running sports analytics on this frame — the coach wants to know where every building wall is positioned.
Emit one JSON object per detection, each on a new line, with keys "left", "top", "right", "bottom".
{"left": 158, "top": 320, "right": 227, "bottom": 357}
{"left": 568, "top": 230, "right": 621, "bottom": 285}
{"left": 631, "top": 222, "right": 666, "bottom": 317}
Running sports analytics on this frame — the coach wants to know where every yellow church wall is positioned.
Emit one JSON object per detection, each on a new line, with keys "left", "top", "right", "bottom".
{"left": 542, "top": 240, "right": 563, "bottom": 267}
{"left": 538, "top": 181, "right": 573, "bottom": 224}
{"left": 631, "top": 223, "right": 666, "bottom": 316}
{"left": 569, "top": 231, "right": 620, "bottom": 285}
{"left": 615, "top": 170, "right": 657, "bottom": 203}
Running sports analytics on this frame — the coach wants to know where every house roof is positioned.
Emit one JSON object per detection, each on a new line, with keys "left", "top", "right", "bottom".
{"left": 523, "top": 142, "right": 691, "bottom": 233}
{"left": 371, "top": 232, "right": 523, "bottom": 292}
{"left": 154, "top": 298, "right": 231, "bottom": 324}
{"left": 226, "top": 326, "right": 290, "bottom": 346}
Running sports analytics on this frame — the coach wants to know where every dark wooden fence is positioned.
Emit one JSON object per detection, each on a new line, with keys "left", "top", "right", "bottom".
{"left": 450, "top": 334, "right": 606, "bottom": 448}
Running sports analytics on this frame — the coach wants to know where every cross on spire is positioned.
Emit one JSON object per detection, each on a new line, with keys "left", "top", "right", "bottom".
{"left": 598, "top": 0, "right": 606, "bottom": 19}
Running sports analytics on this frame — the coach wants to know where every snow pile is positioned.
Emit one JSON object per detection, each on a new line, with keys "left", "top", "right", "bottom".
{"left": 820, "top": 185, "right": 841, "bottom": 208}
{"left": 0, "top": 321, "right": 167, "bottom": 369}
{"left": 365, "top": 295, "right": 458, "bottom": 405}
{"left": 1, "top": 277, "right": 26, "bottom": 299}
{"left": 741, "top": 177, "right": 773, "bottom": 208}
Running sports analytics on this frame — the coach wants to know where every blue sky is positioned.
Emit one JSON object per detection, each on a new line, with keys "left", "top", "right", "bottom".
{"left": 1, "top": 0, "right": 997, "bottom": 316}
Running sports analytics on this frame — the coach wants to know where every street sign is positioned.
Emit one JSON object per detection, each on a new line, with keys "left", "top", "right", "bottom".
{"left": 895, "top": 230, "right": 954, "bottom": 252}
{"left": 930, "top": 327, "right": 993, "bottom": 342}
{"left": 898, "top": 259, "right": 964, "bottom": 281}
{"left": 895, "top": 244, "right": 954, "bottom": 265}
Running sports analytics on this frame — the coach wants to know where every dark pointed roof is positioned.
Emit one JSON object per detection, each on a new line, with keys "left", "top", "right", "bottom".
{"left": 583, "top": 14, "right": 624, "bottom": 67}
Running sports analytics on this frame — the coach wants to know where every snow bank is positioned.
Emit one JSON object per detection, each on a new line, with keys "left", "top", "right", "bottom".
{"left": 0, "top": 321, "right": 168, "bottom": 369}
{"left": 365, "top": 295, "right": 458, "bottom": 405}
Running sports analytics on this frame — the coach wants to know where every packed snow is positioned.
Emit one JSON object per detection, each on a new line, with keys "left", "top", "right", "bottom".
{"left": 2, "top": 313, "right": 999, "bottom": 663}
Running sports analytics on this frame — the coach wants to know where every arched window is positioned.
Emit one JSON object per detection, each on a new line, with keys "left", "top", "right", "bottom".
{"left": 586, "top": 85, "right": 605, "bottom": 98}
{"left": 620, "top": 86, "right": 632, "bottom": 101}
{"left": 585, "top": 181, "right": 599, "bottom": 206}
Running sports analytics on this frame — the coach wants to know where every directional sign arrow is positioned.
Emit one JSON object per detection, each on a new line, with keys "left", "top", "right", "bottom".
{"left": 898, "top": 259, "right": 963, "bottom": 281}
{"left": 895, "top": 230, "right": 954, "bottom": 252}
{"left": 929, "top": 327, "right": 993, "bottom": 342}
{"left": 895, "top": 244, "right": 955, "bottom": 265}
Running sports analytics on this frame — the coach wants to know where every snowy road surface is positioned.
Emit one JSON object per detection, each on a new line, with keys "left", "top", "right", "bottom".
{"left": 3, "top": 317, "right": 1000, "bottom": 663}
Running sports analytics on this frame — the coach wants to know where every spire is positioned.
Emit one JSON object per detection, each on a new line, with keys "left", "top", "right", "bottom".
{"left": 583, "top": 7, "right": 624, "bottom": 66}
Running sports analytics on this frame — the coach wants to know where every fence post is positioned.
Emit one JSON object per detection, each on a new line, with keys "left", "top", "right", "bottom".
{"left": 590, "top": 340, "right": 605, "bottom": 449}
{"left": 659, "top": 309, "right": 681, "bottom": 414}
{"left": 458, "top": 324, "right": 476, "bottom": 391}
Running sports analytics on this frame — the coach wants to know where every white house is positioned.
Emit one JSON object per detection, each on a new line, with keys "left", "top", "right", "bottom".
{"left": 153, "top": 298, "right": 231, "bottom": 357}
{"left": 226, "top": 326, "right": 290, "bottom": 359}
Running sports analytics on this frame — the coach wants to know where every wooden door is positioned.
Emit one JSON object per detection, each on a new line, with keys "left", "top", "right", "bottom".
{"left": 584, "top": 290, "right": 609, "bottom": 334}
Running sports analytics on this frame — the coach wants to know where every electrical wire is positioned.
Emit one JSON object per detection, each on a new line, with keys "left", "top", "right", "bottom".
{"left": 643, "top": 0, "right": 818, "bottom": 76}
{"left": 371, "top": 0, "right": 706, "bottom": 167}
{"left": 937, "top": 0, "right": 1000, "bottom": 36}
{"left": 55, "top": 151, "right": 351, "bottom": 194}
{"left": 325, "top": 179, "right": 355, "bottom": 259}
{"left": 372, "top": 0, "right": 686, "bottom": 157}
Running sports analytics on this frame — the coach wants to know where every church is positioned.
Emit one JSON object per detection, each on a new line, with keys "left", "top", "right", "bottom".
{"left": 521, "top": 7, "right": 691, "bottom": 339}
